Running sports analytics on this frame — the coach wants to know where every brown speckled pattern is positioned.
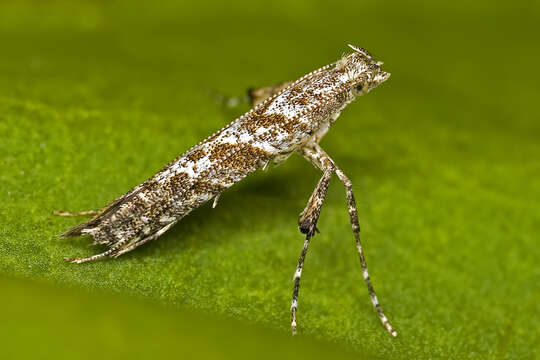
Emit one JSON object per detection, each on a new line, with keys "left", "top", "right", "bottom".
{"left": 59, "top": 44, "right": 396, "bottom": 337}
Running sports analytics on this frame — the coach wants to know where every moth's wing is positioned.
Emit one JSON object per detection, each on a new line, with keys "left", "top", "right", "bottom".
{"left": 59, "top": 186, "right": 142, "bottom": 237}
{"left": 60, "top": 147, "right": 200, "bottom": 238}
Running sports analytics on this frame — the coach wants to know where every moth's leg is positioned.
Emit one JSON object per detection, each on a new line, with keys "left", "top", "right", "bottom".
{"left": 298, "top": 168, "right": 334, "bottom": 235}
{"left": 64, "top": 238, "right": 129, "bottom": 264}
{"left": 291, "top": 233, "right": 312, "bottom": 335}
{"left": 208, "top": 89, "right": 250, "bottom": 108}
{"left": 65, "top": 248, "right": 116, "bottom": 264}
{"left": 300, "top": 143, "right": 398, "bottom": 337}
{"left": 113, "top": 222, "right": 176, "bottom": 258}
{"left": 247, "top": 82, "right": 291, "bottom": 106}
{"left": 55, "top": 192, "right": 129, "bottom": 219}
{"left": 52, "top": 209, "right": 99, "bottom": 217}
{"left": 335, "top": 167, "right": 398, "bottom": 337}
{"left": 65, "top": 222, "right": 176, "bottom": 263}
{"left": 291, "top": 167, "right": 334, "bottom": 334}
{"left": 210, "top": 82, "right": 291, "bottom": 108}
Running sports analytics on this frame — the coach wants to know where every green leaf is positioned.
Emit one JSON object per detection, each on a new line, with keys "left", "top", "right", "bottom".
{"left": 1, "top": 1, "right": 538, "bottom": 359}
{"left": 0, "top": 275, "right": 364, "bottom": 360}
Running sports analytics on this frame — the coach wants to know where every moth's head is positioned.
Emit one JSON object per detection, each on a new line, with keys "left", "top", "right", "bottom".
{"left": 335, "top": 44, "right": 390, "bottom": 96}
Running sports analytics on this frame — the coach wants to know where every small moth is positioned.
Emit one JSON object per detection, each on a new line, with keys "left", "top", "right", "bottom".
{"left": 56, "top": 44, "right": 397, "bottom": 337}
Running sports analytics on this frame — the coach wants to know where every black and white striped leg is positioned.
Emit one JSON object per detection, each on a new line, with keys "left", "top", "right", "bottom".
{"left": 298, "top": 168, "right": 334, "bottom": 236}
{"left": 299, "top": 143, "right": 397, "bottom": 338}
{"left": 64, "top": 238, "right": 128, "bottom": 264}
{"left": 112, "top": 222, "right": 176, "bottom": 258}
{"left": 65, "top": 222, "right": 177, "bottom": 263}
{"left": 291, "top": 168, "right": 334, "bottom": 334}
{"left": 291, "top": 233, "right": 313, "bottom": 335}
{"left": 335, "top": 169, "right": 397, "bottom": 337}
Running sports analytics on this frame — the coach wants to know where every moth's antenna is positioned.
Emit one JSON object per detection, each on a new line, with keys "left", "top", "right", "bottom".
{"left": 347, "top": 44, "right": 372, "bottom": 59}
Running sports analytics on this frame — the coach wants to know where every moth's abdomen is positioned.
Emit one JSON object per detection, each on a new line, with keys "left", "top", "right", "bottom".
{"left": 65, "top": 139, "right": 274, "bottom": 247}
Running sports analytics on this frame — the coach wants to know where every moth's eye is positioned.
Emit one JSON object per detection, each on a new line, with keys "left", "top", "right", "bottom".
{"left": 355, "top": 84, "right": 363, "bottom": 91}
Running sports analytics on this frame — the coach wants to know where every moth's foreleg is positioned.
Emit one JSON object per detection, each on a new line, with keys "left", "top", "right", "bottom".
{"left": 291, "top": 158, "right": 335, "bottom": 334}
{"left": 299, "top": 143, "right": 397, "bottom": 337}
{"left": 52, "top": 209, "right": 99, "bottom": 217}
{"left": 298, "top": 168, "right": 333, "bottom": 236}
{"left": 291, "top": 232, "right": 313, "bottom": 335}
{"left": 334, "top": 168, "right": 397, "bottom": 337}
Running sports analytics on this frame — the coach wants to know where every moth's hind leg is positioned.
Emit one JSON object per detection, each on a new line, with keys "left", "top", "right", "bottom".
{"left": 209, "top": 82, "right": 292, "bottom": 108}
{"left": 112, "top": 222, "right": 176, "bottom": 258}
{"left": 208, "top": 88, "right": 250, "bottom": 108}
{"left": 65, "top": 222, "right": 176, "bottom": 263}
{"left": 65, "top": 247, "right": 120, "bottom": 264}
{"left": 246, "top": 82, "right": 291, "bottom": 106}
{"left": 52, "top": 209, "right": 99, "bottom": 217}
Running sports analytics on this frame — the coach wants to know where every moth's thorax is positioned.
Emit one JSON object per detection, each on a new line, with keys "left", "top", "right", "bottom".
{"left": 256, "top": 69, "right": 352, "bottom": 146}
{"left": 255, "top": 49, "right": 389, "bottom": 149}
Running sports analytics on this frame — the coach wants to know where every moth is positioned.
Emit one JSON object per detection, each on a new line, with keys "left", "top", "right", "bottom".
{"left": 56, "top": 44, "right": 397, "bottom": 336}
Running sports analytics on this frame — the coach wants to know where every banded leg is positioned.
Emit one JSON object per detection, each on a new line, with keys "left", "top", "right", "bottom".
{"left": 291, "top": 233, "right": 312, "bottom": 335}
{"left": 65, "top": 222, "right": 177, "bottom": 263}
{"left": 298, "top": 168, "right": 333, "bottom": 236}
{"left": 291, "top": 168, "right": 334, "bottom": 334}
{"left": 53, "top": 209, "right": 99, "bottom": 217}
{"left": 300, "top": 143, "right": 397, "bottom": 337}
{"left": 335, "top": 168, "right": 397, "bottom": 337}
{"left": 64, "top": 238, "right": 129, "bottom": 264}
{"left": 112, "top": 222, "right": 176, "bottom": 258}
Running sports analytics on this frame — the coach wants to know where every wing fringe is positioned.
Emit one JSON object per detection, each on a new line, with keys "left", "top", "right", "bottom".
{"left": 59, "top": 189, "right": 139, "bottom": 237}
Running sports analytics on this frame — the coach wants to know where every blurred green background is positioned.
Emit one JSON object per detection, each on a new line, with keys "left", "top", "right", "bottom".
{"left": 0, "top": 0, "right": 539, "bottom": 359}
